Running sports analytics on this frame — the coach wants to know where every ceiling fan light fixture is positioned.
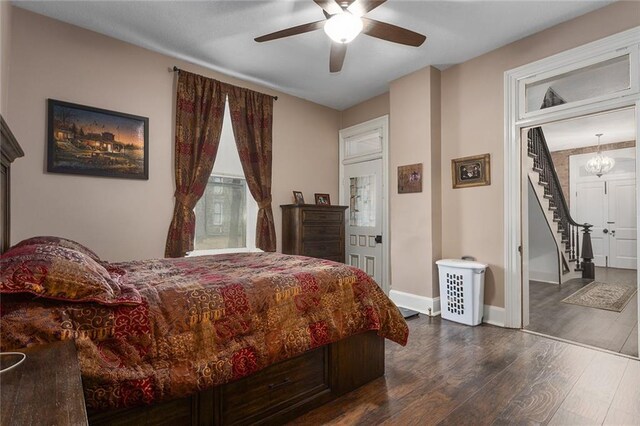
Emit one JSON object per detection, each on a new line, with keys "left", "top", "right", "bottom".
{"left": 324, "top": 12, "right": 363, "bottom": 44}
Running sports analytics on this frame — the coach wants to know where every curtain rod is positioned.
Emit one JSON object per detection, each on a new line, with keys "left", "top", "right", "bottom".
{"left": 172, "top": 66, "right": 278, "bottom": 101}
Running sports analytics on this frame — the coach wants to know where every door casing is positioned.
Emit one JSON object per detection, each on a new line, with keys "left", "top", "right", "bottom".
{"left": 504, "top": 27, "right": 640, "bottom": 336}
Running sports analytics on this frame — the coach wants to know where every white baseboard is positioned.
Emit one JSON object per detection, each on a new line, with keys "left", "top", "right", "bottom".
{"left": 390, "top": 290, "right": 506, "bottom": 327}
{"left": 389, "top": 290, "right": 441, "bottom": 316}
{"left": 530, "top": 278, "right": 559, "bottom": 285}
{"left": 483, "top": 305, "right": 505, "bottom": 327}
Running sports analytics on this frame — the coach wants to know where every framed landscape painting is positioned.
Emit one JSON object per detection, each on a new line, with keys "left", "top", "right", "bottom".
{"left": 47, "top": 99, "right": 149, "bottom": 179}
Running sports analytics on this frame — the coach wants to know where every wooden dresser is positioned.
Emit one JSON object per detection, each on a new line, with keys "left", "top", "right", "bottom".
{"left": 281, "top": 204, "right": 348, "bottom": 263}
{"left": 1, "top": 115, "right": 25, "bottom": 253}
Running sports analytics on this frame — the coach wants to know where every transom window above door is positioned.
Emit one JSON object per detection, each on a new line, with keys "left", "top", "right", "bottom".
{"left": 516, "top": 38, "right": 639, "bottom": 121}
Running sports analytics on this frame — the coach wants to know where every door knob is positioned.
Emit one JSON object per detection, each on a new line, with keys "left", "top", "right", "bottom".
{"left": 603, "top": 228, "right": 608, "bottom": 234}
{"left": 375, "top": 235, "right": 382, "bottom": 244}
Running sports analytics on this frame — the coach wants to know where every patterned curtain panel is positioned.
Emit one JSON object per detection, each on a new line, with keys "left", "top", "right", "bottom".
{"left": 165, "top": 71, "right": 226, "bottom": 258}
{"left": 226, "top": 85, "right": 276, "bottom": 252}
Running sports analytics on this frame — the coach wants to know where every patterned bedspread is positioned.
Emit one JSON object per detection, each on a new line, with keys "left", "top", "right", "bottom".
{"left": 0, "top": 252, "right": 408, "bottom": 410}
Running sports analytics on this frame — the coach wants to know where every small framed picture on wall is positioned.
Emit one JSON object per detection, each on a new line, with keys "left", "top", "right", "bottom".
{"left": 398, "top": 163, "right": 423, "bottom": 193}
{"left": 451, "top": 153, "right": 491, "bottom": 189}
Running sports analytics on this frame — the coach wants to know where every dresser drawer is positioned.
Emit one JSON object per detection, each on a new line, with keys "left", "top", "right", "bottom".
{"left": 220, "top": 347, "right": 328, "bottom": 424}
{"left": 303, "top": 241, "right": 342, "bottom": 258}
{"left": 302, "top": 224, "right": 342, "bottom": 241}
{"left": 302, "top": 209, "right": 344, "bottom": 224}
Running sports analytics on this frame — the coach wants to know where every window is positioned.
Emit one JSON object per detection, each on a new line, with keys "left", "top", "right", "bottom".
{"left": 193, "top": 99, "right": 258, "bottom": 253}
{"left": 519, "top": 50, "right": 635, "bottom": 119}
{"left": 212, "top": 201, "right": 223, "bottom": 226}
{"left": 344, "top": 130, "right": 382, "bottom": 160}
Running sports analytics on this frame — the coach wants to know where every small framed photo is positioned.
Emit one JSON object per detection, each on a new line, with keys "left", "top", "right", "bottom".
{"left": 451, "top": 153, "right": 491, "bottom": 189}
{"left": 293, "top": 191, "right": 305, "bottom": 205}
{"left": 398, "top": 163, "right": 423, "bottom": 194}
{"left": 314, "top": 193, "right": 331, "bottom": 205}
{"left": 47, "top": 99, "right": 149, "bottom": 179}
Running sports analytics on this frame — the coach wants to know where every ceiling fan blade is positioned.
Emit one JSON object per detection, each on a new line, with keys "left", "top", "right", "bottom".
{"left": 361, "top": 18, "right": 426, "bottom": 47}
{"left": 313, "top": 0, "right": 343, "bottom": 16}
{"left": 255, "top": 20, "right": 325, "bottom": 42}
{"left": 330, "top": 42, "right": 347, "bottom": 73}
{"left": 347, "top": 0, "right": 387, "bottom": 17}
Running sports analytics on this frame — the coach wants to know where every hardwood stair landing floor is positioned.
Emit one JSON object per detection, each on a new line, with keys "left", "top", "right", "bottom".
{"left": 290, "top": 316, "right": 639, "bottom": 425}
{"left": 526, "top": 267, "right": 637, "bottom": 357}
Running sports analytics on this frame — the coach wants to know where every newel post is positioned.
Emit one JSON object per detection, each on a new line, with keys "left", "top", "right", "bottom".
{"left": 580, "top": 224, "right": 595, "bottom": 280}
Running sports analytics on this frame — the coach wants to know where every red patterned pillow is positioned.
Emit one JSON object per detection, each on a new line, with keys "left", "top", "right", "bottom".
{"left": 0, "top": 245, "right": 141, "bottom": 306}
{"left": 7, "top": 236, "right": 102, "bottom": 263}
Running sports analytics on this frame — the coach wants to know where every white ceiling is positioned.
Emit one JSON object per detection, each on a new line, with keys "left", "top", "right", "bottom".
{"left": 542, "top": 108, "right": 636, "bottom": 151}
{"left": 13, "top": 0, "right": 614, "bottom": 110}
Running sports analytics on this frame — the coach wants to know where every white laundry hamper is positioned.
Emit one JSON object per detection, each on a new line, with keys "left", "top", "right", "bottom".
{"left": 436, "top": 259, "right": 488, "bottom": 326}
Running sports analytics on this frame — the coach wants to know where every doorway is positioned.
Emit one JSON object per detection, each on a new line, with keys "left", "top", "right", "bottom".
{"left": 523, "top": 108, "right": 637, "bottom": 357}
{"left": 504, "top": 28, "right": 640, "bottom": 360}
{"left": 339, "top": 116, "right": 389, "bottom": 293}
{"left": 570, "top": 147, "right": 637, "bottom": 269}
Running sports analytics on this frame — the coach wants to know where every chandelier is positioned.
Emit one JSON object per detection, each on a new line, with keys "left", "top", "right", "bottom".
{"left": 585, "top": 133, "right": 615, "bottom": 178}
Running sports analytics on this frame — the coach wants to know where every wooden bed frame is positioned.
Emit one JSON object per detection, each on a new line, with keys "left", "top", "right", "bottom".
{"left": 1, "top": 116, "right": 385, "bottom": 425}
{"left": 89, "top": 331, "right": 384, "bottom": 425}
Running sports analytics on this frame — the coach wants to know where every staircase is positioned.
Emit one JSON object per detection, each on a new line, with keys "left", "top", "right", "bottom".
{"left": 526, "top": 126, "right": 595, "bottom": 282}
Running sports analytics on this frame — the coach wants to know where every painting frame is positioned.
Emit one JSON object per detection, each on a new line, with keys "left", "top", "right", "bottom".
{"left": 451, "top": 153, "right": 491, "bottom": 189}
{"left": 397, "top": 163, "right": 423, "bottom": 194}
{"left": 314, "top": 193, "right": 331, "bottom": 205}
{"left": 293, "top": 190, "right": 305, "bottom": 205}
{"left": 47, "top": 99, "right": 149, "bottom": 180}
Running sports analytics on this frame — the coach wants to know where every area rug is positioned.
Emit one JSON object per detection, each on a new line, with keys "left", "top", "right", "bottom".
{"left": 562, "top": 281, "right": 637, "bottom": 312}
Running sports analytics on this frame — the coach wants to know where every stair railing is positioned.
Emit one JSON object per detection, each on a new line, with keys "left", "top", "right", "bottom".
{"left": 527, "top": 127, "right": 595, "bottom": 280}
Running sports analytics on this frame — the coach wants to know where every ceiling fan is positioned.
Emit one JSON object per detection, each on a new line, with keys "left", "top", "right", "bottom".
{"left": 254, "top": 0, "right": 426, "bottom": 73}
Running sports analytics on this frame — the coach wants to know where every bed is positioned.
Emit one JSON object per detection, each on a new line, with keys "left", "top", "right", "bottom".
{"left": 0, "top": 134, "right": 408, "bottom": 425}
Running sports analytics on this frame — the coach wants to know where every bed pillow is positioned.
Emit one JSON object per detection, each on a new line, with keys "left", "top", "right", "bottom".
{"left": 0, "top": 244, "right": 141, "bottom": 306}
{"left": 7, "top": 236, "right": 102, "bottom": 263}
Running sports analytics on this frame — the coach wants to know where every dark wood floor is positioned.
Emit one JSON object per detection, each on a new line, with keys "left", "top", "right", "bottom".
{"left": 526, "top": 267, "right": 637, "bottom": 357}
{"left": 290, "top": 316, "right": 640, "bottom": 425}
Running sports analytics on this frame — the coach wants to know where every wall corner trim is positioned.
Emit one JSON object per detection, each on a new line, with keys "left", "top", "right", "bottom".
{"left": 389, "top": 290, "right": 441, "bottom": 316}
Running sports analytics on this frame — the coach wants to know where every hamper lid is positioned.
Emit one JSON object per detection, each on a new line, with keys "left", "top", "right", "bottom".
{"left": 436, "top": 259, "right": 488, "bottom": 270}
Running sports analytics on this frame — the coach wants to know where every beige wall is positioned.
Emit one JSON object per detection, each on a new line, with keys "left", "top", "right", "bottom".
{"left": 7, "top": 8, "right": 340, "bottom": 261}
{"left": 441, "top": 1, "right": 640, "bottom": 307}
{"left": 389, "top": 67, "right": 441, "bottom": 298}
{"left": 0, "top": 0, "right": 11, "bottom": 117}
{"left": 340, "top": 71, "right": 441, "bottom": 299}
{"left": 340, "top": 92, "right": 389, "bottom": 129}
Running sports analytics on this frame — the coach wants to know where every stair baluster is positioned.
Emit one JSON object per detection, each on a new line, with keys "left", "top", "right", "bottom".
{"left": 527, "top": 127, "right": 594, "bottom": 280}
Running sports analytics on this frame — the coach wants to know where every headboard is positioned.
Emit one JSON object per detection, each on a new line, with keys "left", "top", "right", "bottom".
{"left": 1, "top": 114, "right": 25, "bottom": 253}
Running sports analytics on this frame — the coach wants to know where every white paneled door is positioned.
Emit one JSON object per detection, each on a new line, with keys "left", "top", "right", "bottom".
{"left": 573, "top": 178, "right": 637, "bottom": 269}
{"left": 344, "top": 159, "right": 383, "bottom": 285}
{"left": 574, "top": 181, "right": 608, "bottom": 267}
{"left": 608, "top": 178, "right": 637, "bottom": 269}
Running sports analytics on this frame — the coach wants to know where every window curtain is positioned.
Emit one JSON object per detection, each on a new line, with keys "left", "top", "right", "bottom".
{"left": 164, "top": 71, "right": 226, "bottom": 258}
{"left": 226, "top": 85, "right": 276, "bottom": 252}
